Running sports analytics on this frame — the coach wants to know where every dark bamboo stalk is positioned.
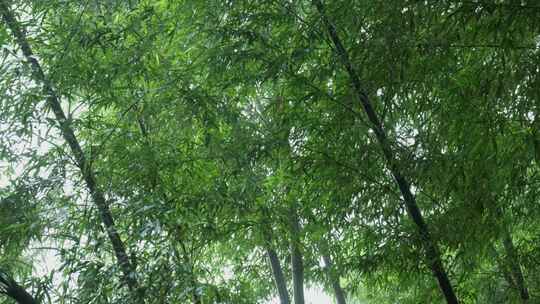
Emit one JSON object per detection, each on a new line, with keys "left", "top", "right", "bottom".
{"left": 502, "top": 230, "right": 529, "bottom": 302}
{"left": 322, "top": 254, "right": 346, "bottom": 304}
{"left": 0, "top": 2, "right": 142, "bottom": 301}
{"left": 289, "top": 209, "right": 305, "bottom": 304}
{"left": 0, "top": 271, "right": 38, "bottom": 304}
{"left": 267, "top": 246, "right": 291, "bottom": 304}
{"left": 312, "top": 1, "right": 459, "bottom": 303}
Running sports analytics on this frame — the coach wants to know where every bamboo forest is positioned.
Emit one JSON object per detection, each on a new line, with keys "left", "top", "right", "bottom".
{"left": 0, "top": 1, "right": 539, "bottom": 303}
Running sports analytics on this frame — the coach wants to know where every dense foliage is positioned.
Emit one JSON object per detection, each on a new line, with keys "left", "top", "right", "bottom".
{"left": 0, "top": 1, "right": 539, "bottom": 303}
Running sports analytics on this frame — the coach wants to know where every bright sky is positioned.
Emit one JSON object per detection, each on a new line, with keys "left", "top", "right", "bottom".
{"left": 268, "top": 288, "right": 334, "bottom": 304}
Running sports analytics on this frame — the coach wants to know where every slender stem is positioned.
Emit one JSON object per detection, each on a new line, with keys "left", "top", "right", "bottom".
{"left": 312, "top": 1, "right": 459, "bottom": 303}
{"left": 502, "top": 230, "right": 529, "bottom": 302}
{"left": 0, "top": 2, "right": 143, "bottom": 301}
{"left": 266, "top": 245, "right": 291, "bottom": 304}
{"left": 322, "top": 254, "right": 347, "bottom": 304}
{"left": 289, "top": 208, "right": 305, "bottom": 304}
{"left": 0, "top": 270, "right": 38, "bottom": 304}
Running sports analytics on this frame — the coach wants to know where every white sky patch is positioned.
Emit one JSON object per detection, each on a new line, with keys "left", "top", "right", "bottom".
{"left": 267, "top": 287, "right": 334, "bottom": 304}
